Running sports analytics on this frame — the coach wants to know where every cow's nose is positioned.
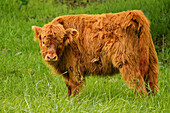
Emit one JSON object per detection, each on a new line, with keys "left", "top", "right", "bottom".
{"left": 47, "top": 56, "right": 56, "bottom": 60}
{"left": 46, "top": 55, "right": 58, "bottom": 61}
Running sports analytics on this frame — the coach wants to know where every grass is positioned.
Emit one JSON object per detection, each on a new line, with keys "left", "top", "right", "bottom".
{"left": 0, "top": 0, "right": 169, "bottom": 112}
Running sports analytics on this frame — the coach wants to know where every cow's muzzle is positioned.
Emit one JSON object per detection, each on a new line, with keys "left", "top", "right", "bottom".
{"left": 45, "top": 54, "right": 58, "bottom": 61}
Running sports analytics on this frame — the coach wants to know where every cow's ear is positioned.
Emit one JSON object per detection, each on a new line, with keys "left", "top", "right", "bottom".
{"left": 52, "top": 17, "right": 64, "bottom": 25}
{"left": 64, "top": 28, "right": 79, "bottom": 46}
{"left": 32, "top": 26, "right": 42, "bottom": 40}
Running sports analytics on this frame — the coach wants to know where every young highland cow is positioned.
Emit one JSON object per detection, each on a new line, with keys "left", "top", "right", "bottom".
{"left": 32, "top": 10, "right": 159, "bottom": 97}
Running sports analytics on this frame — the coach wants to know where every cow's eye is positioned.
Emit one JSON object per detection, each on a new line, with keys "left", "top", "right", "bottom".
{"left": 42, "top": 42, "right": 45, "bottom": 46}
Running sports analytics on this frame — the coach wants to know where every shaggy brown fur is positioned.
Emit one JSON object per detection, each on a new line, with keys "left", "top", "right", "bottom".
{"left": 32, "top": 10, "right": 159, "bottom": 97}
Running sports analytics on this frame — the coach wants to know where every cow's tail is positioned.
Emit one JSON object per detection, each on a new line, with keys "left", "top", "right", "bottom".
{"left": 122, "top": 10, "right": 159, "bottom": 93}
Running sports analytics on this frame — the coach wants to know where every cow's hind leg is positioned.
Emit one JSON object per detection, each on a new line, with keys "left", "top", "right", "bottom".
{"left": 145, "top": 67, "right": 159, "bottom": 94}
{"left": 112, "top": 53, "right": 147, "bottom": 96}
{"left": 120, "top": 61, "right": 147, "bottom": 96}
{"left": 145, "top": 45, "right": 159, "bottom": 94}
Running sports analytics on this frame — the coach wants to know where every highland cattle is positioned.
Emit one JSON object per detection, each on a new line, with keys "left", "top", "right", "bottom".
{"left": 32, "top": 10, "right": 159, "bottom": 97}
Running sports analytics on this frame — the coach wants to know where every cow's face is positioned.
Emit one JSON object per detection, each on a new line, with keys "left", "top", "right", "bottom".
{"left": 32, "top": 24, "right": 79, "bottom": 62}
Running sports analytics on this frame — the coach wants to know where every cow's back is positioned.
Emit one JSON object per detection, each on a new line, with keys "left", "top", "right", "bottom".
{"left": 51, "top": 12, "right": 134, "bottom": 75}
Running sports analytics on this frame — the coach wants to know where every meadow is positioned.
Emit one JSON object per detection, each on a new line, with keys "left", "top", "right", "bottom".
{"left": 0, "top": 0, "right": 169, "bottom": 112}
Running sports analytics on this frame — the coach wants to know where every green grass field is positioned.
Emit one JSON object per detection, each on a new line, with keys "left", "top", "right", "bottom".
{"left": 0, "top": 0, "right": 169, "bottom": 112}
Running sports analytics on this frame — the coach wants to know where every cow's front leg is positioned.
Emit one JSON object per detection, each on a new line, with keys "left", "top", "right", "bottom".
{"left": 63, "top": 73, "right": 76, "bottom": 97}
{"left": 63, "top": 69, "right": 85, "bottom": 97}
{"left": 69, "top": 72, "right": 85, "bottom": 97}
{"left": 63, "top": 73, "right": 72, "bottom": 96}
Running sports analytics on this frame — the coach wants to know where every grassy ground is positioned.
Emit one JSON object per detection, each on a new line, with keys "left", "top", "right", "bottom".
{"left": 0, "top": 0, "right": 169, "bottom": 112}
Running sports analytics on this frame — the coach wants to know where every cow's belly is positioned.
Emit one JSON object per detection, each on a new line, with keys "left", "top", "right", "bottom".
{"left": 81, "top": 60, "right": 119, "bottom": 76}
{"left": 93, "top": 62, "right": 119, "bottom": 76}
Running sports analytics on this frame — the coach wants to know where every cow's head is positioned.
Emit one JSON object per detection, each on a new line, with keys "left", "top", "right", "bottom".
{"left": 32, "top": 23, "right": 79, "bottom": 62}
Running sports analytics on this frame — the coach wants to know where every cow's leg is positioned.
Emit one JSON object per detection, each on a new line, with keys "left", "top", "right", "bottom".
{"left": 112, "top": 53, "right": 147, "bottom": 96}
{"left": 63, "top": 73, "right": 72, "bottom": 96}
{"left": 70, "top": 74, "right": 85, "bottom": 96}
{"left": 63, "top": 71, "right": 85, "bottom": 97}
{"left": 145, "top": 68, "right": 159, "bottom": 94}
{"left": 145, "top": 51, "right": 159, "bottom": 94}
{"left": 119, "top": 62, "right": 147, "bottom": 96}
